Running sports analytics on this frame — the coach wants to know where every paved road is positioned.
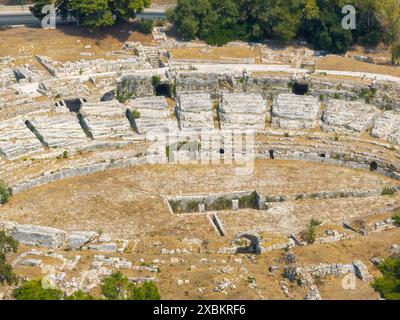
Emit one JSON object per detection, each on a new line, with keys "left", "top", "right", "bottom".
{"left": 0, "top": 9, "right": 166, "bottom": 26}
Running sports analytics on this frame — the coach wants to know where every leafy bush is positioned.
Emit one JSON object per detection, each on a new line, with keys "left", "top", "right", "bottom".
{"left": 0, "top": 180, "right": 10, "bottom": 205}
{"left": 137, "top": 19, "right": 153, "bottom": 34}
{"left": 169, "top": 200, "right": 182, "bottom": 213}
{"left": 66, "top": 290, "right": 93, "bottom": 300}
{"left": 131, "top": 110, "right": 141, "bottom": 119}
{"left": 382, "top": 188, "right": 396, "bottom": 196}
{"left": 372, "top": 257, "right": 400, "bottom": 300}
{"left": 152, "top": 75, "right": 161, "bottom": 87}
{"left": 208, "top": 197, "right": 231, "bottom": 211}
{"left": 101, "top": 271, "right": 130, "bottom": 300}
{"left": 186, "top": 200, "right": 201, "bottom": 213}
{"left": 237, "top": 191, "right": 258, "bottom": 209}
{"left": 302, "top": 217, "right": 322, "bottom": 244}
{"left": 393, "top": 213, "right": 400, "bottom": 227}
{"left": 13, "top": 279, "right": 63, "bottom": 300}
{"left": 0, "top": 230, "right": 18, "bottom": 285}
{"left": 116, "top": 89, "right": 133, "bottom": 103}
{"left": 101, "top": 271, "right": 160, "bottom": 300}
{"left": 130, "top": 281, "right": 160, "bottom": 300}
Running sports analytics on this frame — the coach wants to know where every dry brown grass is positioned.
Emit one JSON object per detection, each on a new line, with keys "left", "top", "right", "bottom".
{"left": 152, "top": 0, "right": 176, "bottom": 6}
{"left": 317, "top": 55, "right": 400, "bottom": 77}
{"left": 0, "top": 24, "right": 154, "bottom": 64}
{"left": 1, "top": 160, "right": 398, "bottom": 241}
{"left": 169, "top": 46, "right": 262, "bottom": 63}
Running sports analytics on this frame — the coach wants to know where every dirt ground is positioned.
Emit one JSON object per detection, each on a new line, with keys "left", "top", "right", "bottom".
{"left": 0, "top": 24, "right": 154, "bottom": 64}
{"left": 4, "top": 227, "right": 398, "bottom": 300}
{"left": 316, "top": 55, "right": 400, "bottom": 77}
{"left": 169, "top": 46, "right": 262, "bottom": 63}
{"left": 0, "top": 160, "right": 398, "bottom": 240}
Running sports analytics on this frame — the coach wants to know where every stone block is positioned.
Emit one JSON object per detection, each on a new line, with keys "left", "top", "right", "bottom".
{"left": 11, "top": 223, "right": 66, "bottom": 249}
{"left": 67, "top": 231, "right": 98, "bottom": 250}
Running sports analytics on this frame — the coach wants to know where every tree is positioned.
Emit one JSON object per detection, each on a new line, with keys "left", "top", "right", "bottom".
{"left": 130, "top": 281, "right": 160, "bottom": 300}
{"left": 112, "top": 0, "right": 151, "bottom": 22}
{"left": 69, "top": 0, "right": 115, "bottom": 30}
{"left": 346, "top": 0, "right": 383, "bottom": 46}
{"left": 137, "top": 19, "right": 154, "bottom": 34}
{"left": 31, "top": 0, "right": 151, "bottom": 30}
{"left": 168, "top": 0, "right": 214, "bottom": 40}
{"left": 101, "top": 271, "right": 130, "bottom": 300}
{"left": 372, "top": 256, "right": 400, "bottom": 300}
{"left": 302, "top": 0, "right": 353, "bottom": 54}
{"left": 30, "top": 0, "right": 53, "bottom": 21}
{"left": 301, "top": 217, "right": 322, "bottom": 244}
{"left": 13, "top": 279, "right": 63, "bottom": 300}
{"left": 66, "top": 290, "right": 93, "bottom": 300}
{"left": 101, "top": 272, "right": 160, "bottom": 300}
{"left": 0, "top": 230, "right": 18, "bottom": 285}
{"left": 376, "top": 0, "right": 400, "bottom": 63}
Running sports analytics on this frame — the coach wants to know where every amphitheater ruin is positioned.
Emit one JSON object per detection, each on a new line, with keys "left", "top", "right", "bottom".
{"left": 0, "top": 25, "right": 399, "bottom": 300}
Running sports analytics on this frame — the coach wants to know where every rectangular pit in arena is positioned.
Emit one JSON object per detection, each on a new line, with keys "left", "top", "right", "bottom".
{"left": 166, "top": 191, "right": 260, "bottom": 214}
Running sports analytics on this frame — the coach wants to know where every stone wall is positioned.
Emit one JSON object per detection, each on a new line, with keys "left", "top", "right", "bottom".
{"left": 10, "top": 154, "right": 166, "bottom": 195}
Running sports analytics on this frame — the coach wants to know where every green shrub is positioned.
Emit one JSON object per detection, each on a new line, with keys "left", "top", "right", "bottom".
{"left": 116, "top": 88, "right": 133, "bottom": 103}
{"left": 13, "top": 279, "right": 63, "bottom": 300}
{"left": 359, "top": 87, "right": 376, "bottom": 104}
{"left": 137, "top": 19, "right": 153, "bottom": 34}
{"left": 169, "top": 200, "right": 182, "bottom": 213}
{"left": 382, "top": 188, "right": 396, "bottom": 196}
{"left": 372, "top": 257, "right": 400, "bottom": 300}
{"left": 302, "top": 217, "right": 322, "bottom": 244}
{"left": 208, "top": 197, "right": 231, "bottom": 211}
{"left": 152, "top": 75, "right": 161, "bottom": 87}
{"left": 186, "top": 200, "right": 201, "bottom": 213}
{"left": 131, "top": 110, "right": 141, "bottom": 119}
{"left": 130, "top": 282, "right": 160, "bottom": 300}
{"left": 66, "top": 290, "right": 93, "bottom": 300}
{"left": 309, "top": 217, "right": 322, "bottom": 228}
{"left": 238, "top": 192, "right": 258, "bottom": 209}
{"left": 101, "top": 271, "right": 130, "bottom": 300}
{"left": 393, "top": 213, "right": 400, "bottom": 227}
{"left": 101, "top": 271, "right": 160, "bottom": 300}
{"left": 0, "top": 180, "right": 10, "bottom": 205}
{"left": 0, "top": 230, "right": 18, "bottom": 285}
